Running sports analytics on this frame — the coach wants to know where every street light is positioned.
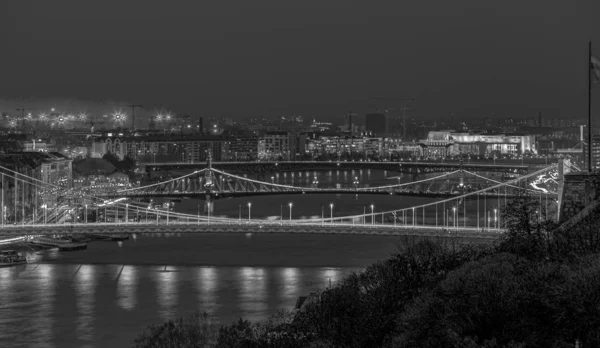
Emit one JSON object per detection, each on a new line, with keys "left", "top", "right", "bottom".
{"left": 207, "top": 202, "right": 211, "bottom": 225}
{"left": 248, "top": 202, "right": 252, "bottom": 221}
{"left": 42, "top": 204, "right": 47, "bottom": 225}
{"left": 85, "top": 204, "right": 88, "bottom": 224}
{"left": 288, "top": 202, "right": 293, "bottom": 221}
{"left": 452, "top": 206, "right": 457, "bottom": 229}
{"left": 329, "top": 203, "right": 334, "bottom": 221}
{"left": 353, "top": 176, "right": 359, "bottom": 189}
{"left": 494, "top": 208, "right": 498, "bottom": 229}
{"left": 370, "top": 204, "right": 374, "bottom": 225}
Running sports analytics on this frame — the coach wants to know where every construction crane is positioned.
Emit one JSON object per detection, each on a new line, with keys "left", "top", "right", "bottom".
{"left": 110, "top": 104, "right": 143, "bottom": 130}
{"left": 371, "top": 96, "right": 415, "bottom": 140}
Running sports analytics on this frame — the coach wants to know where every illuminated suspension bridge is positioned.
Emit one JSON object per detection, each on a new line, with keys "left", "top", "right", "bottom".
{"left": 0, "top": 161, "right": 559, "bottom": 237}
{"left": 103, "top": 162, "right": 550, "bottom": 200}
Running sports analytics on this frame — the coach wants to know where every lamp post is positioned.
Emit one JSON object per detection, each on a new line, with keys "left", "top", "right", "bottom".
{"left": 288, "top": 202, "right": 293, "bottom": 221}
{"left": 85, "top": 204, "right": 87, "bottom": 224}
{"left": 207, "top": 202, "right": 211, "bottom": 225}
{"left": 353, "top": 176, "right": 359, "bottom": 189}
{"left": 198, "top": 204, "right": 200, "bottom": 225}
{"left": 125, "top": 203, "right": 129, "bottom": 224}
{"left": 494, "top": 208, "right": 498, "bottom": 229}
{"left": 329, "top": 203, "right": 334, "bottom": 221}
{"left": 370, "top": 204, "right": 374, "bottom": 225}
{"left": 42, "top": 204, "right": 47, "bottom": 225}
{"left": 453, "top": 206, "right": 457, "bottom": 229}
{"left": 247, "top": 202, "right": 252, "bottom": 222}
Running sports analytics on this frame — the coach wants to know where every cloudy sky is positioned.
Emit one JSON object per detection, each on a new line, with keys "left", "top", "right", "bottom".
{"left": 1, "top": 0, "right": 599, "bottom": 122}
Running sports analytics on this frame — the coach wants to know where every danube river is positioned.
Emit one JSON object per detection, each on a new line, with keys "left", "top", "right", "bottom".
{"left": 0, "top": 233, "right": 417, "bottom": 348}
{"left": 0, "top": 170, "right": 498, "bottom": 347}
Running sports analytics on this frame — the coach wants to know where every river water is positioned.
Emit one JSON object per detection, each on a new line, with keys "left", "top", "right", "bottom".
{"left": 0, "top": 233, "right": 410, "bottom": 348}
{"left": 0, "top": 170, "right": 495, "bottom": 347}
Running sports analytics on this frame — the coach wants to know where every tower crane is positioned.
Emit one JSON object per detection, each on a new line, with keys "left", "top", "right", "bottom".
{"left": 371, "top": 96, "right": 415, "bottom": 140}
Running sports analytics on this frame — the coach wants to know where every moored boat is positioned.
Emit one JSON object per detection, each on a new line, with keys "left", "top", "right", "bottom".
{"left": 30, "top": 237, "right": 87, "bottom": 251}
{"left": 0, "top": 250, "right": 27, "bottom": 267}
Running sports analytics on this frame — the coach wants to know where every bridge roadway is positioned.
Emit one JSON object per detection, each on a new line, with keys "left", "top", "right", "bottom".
{"left": 0, "top": 221, "right": 500, "bottom": 240}
{"left": 142, "top": 160, "right": 531, "bottom": 176}
{"left": 101, "top": 190, "right": 545, "bottom": 200}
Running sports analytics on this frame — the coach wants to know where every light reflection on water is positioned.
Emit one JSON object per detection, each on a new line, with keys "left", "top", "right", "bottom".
{"left": 238, "top": 267, "right": 267, "bottom": 315}
{"left": 75, "top": 265, "right": 95, "bottom": 346}
{"left": 323, "top": 268, "right": 342, "bottom": 287}
{"left": 197, "top": 267, "right": 218, "bottom": 315}
{"left": 281, "top": 267, "right": 299, "bottom": 300}
{"left": 0, "top": 231, "right": 415, "bottom": 348}
{"left": 0, "top": 263, "right": 357, "bottom": 348}
{"left": 32, "top": 264, "right": 55, "bottom": 348}
{"left": 117, "top": 265, "right": 138, "bottom": 311}
{"left": 156, "top": 266, "right": 178, "bottom": 320}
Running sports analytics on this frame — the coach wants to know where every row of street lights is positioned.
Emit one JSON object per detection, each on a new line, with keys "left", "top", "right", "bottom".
{"left": 216, "top": 201, "right": 369, "bottom": 223}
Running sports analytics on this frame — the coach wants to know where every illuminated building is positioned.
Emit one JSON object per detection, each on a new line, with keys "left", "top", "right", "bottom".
{"left": 306, "top": 136, "right": 383, "bottom": 157}
{"left": 419, "top": 131, "right": 537, "bottom": 158}
{"left": 583, "top": 134, "right": 600, "bottom": 170}
{"left": 224, "top": 137, "right": 259, "bottom": 161}
{"left": 93, "top": 134, "right": 227, "bottom": 162}
{"left": 260, "top": 132, "right": 299, "bottom": 160}
{"left": 0, "top": 152, "right": 72, "bottom": 216}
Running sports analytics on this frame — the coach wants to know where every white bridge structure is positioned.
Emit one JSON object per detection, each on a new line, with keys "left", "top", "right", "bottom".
{"left": 0, "top": 159, "right": 560, "bottom": 238}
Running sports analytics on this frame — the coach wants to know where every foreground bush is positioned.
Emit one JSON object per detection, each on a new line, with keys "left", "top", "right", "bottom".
{"left": 393, "top": 253, "right": 600, "bottom": 347}
{"left": 293, "top": 238, "right": 494, "bottom": 348}
{"left": 134, "top": 312, "right": 216, "bottom": 348}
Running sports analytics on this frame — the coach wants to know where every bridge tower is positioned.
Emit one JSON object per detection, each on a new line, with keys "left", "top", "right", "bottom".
{"left": 203, "top": 149, "right": 214, "bottom": 214}
{"left": 458, "top": 159, "right": 465, "bottom": 188}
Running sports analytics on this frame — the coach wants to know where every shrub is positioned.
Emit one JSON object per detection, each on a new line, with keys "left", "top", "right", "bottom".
{"left": 133, "top": 312, "right": 216, "bottom": 348}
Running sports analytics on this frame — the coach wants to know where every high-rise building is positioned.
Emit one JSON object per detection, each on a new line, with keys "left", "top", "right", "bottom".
{"left": 365, "top": 113, "right": 387, "bottom": 136}
{"left": 583, "top": 134, "right": 600, "bottom": 170}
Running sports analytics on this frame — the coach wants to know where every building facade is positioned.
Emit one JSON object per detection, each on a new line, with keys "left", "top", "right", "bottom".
{"left": 224, "top": 136, "right": 259, "bottom": 161}
{"left": 306, "top": 136, "right": 384, "bottom": 159}
{"left": 0, "top": 152, "right": 72, "bottom": 223}
{"left": 259, "top": 132, "right": 302, "bottom": 160}
{"left": 419, "top": 131, "right": 537, "bottom": 158}
{"left": 92, "top": 134, "right": 228, "bottom": 162}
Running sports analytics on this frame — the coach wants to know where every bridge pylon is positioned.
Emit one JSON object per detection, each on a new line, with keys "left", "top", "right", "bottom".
{"left": 204, "top": 147, "right": 214, "bottom": 214}
{"left": 458, "top": 159, "right": 465, "bottom": 187}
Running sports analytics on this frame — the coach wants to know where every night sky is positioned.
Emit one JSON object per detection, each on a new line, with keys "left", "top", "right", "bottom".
{"left": 1, "top": 0, "right": 599, "bottom": 121}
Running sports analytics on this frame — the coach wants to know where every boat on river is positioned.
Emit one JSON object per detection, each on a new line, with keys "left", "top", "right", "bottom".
{"left": 30, "top": 237, "right": 87, "bottom": 251}
{"left": 0, "top": 250, "right": 27, "bottom": 267}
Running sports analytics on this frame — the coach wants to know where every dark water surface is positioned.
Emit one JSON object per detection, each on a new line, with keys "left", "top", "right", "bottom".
{"left": 0, "top": 233, "right": 410, "bottom": 348}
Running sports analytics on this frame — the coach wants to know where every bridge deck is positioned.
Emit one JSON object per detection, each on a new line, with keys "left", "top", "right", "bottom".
{"left": 142, "top": 161, "right": 531, "bottom": 175}
{"left": 0, "top": 222, "right": 501, "bottom": 239}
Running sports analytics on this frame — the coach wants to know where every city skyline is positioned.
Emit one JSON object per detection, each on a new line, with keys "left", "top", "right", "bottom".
{"left": 1, "top": 1, "right": 599, "bottom": 121}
